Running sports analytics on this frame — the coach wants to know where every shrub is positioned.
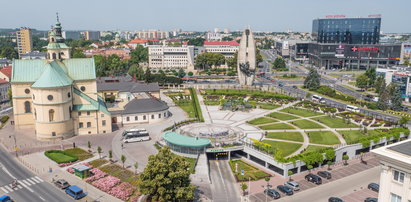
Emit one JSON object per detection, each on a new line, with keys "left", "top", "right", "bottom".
{"left": 92, "top": 176, "right": 121, "bottom": 192}
{"left": 0, "top": 116, "right": 9, "bottom": 123}
{"left": 85, "top": 168, "right": 108, "bottom": 183}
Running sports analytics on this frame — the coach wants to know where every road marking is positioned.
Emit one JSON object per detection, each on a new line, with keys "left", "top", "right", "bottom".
{"left": 31, "top": 177, "right": 40, "bottom": 183}
{"left": 4, "top": 185, "right": 13, "bottom": 192}
{"left": 34, "top": 176, "right": 44, "bottom": 182}
{"left": 26, "top": 178, "right": 36, "bottom": 185}
{"left": 26, "top": 186, "right": 34, "bottom": 193}
{"left": 17, "top": 185, "right": 22, "bottom": 189}
{"left": 0, "top": 187, "right": 8, "bottom": 193}
{"left": 38, "top": 196, "right": 46, "bottom": 201}
{"left": 20, "top": 180, "right": 29, "bottom": 187}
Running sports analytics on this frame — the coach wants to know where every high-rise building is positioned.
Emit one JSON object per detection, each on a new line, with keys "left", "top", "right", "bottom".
{"left": 136, "top": 30, "right": 169, "bottom": 39}
{"left": 63, "top": 31, "right": 81, "bottom": 40}
{"left": 85, "top": 31, "right": 101, "bottom": 40}
{"left": 16, "top": 27, "right": 33, "bottom": 57}
{"left": 312, "top": 16, "right": 381, "bottom": 44}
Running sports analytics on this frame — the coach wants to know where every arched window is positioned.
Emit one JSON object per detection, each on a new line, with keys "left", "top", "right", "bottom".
{"left": 49, "top": 109, "right": 55, "bottom": 122}
{"left": 24, "top": 101, "right": 31, "bottom": 113}
{"left": 52, "top": 53, "right": 56, "bottom": 59}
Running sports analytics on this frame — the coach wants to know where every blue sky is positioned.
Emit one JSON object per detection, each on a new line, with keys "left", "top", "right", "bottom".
{"left": 2, "top": 0, "right": 410, "bottom": 33}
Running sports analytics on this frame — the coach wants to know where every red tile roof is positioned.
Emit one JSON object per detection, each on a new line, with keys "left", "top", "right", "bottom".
{"left": 129, "top": 38, "right": 160, "bottom": 44}
{"left": 0, "top": 66, "right": 12, "bottom": 80}
{"left": 0, "top": 78, "right": 8, "bottom": 84}
{"left": 204, "top": 41, "right": 239, "bottom": 46}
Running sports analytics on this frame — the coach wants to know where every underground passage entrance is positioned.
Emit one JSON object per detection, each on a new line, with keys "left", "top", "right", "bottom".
{"left": 207, "top": 152, "right": 229, "bottom": 160}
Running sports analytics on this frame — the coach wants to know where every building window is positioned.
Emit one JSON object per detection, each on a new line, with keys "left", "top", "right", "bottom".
{"left": 151, "top": 115, "right": 154, "bottom": 119}
{"left": 52, "top": 132, "right": 56, "bottom": 136}
{"left": 393, "top": 170, "right": 405, "bottom": 183}
{"left": 126, "top": 117, "right": 130, "bottom": 121}
{"left": 78, "top": 112, "right": 81, "bottom": 116}
{"left": 87, "top": 122, "right": 91, "bottom": 128}
{"left": 79, "top": 122, "right": 83, "bottom": 128}
{"left": 87, "top": 111, "right": 90, "bottom": 116}
{"left": 158, "top": 114, "right": 161, "bottom": 118}
{"left": 143, "top": 115, "right": 146, "bottom": 120}
{"left": 134, "top": 116, "right": 138, "bottom": 121}
{"left": 103, "top": 131, "right": 106, "bottom": 133}
{"left": 24, "top": 89, "right": 30, "bottom": 94}
{"left": 80, "top": 86, "right": 86, "bottom": 91}
{"left": 391, "top": 193, "right": 402, "bottom": 202}
{"left": 24, "top": 101, "right": 31, "bottom": 113}
{"left": 34, "top": 109, "right": 37, "bottom": 120}
{"left": 49, "top": 109, "right": 55, "bottom": 122}
{"left": 68, "top": 92, "right": 71, "bottom": 98}
{"left": 88, "top": 131, "right": 91, "bottom": 134}
{"left": 102, "top": 120, "right": 106, "bottom": 126}
{"left": 101, "top": 114, "right": 104, "bottom": 118}
{"left": 33, "top": 94, "right": 35, "bottom": 100}
{"left": 47, "top": 95, "right": 53, "bottom": 101}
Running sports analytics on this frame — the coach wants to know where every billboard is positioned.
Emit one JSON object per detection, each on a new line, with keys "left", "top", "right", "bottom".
{"left": 335, "top": 45, "right": 345, "bottom": 58}
{"left": 402, "top": 44, "right": 411, "bottom": 63}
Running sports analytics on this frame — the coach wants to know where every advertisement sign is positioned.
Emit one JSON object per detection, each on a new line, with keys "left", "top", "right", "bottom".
{"left": 282, "top": 41, "right": 289, "bottom": 50}
{"left": 335, "top": 45, "right": 345, "bottom": 58}
{"left": 403, "top": 44, "right": 411, "bottom": 61}
{"left": 351, "top": 46, "right": 380, "bottom": 53}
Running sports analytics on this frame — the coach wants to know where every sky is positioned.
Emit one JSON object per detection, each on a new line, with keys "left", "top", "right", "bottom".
{"left": 1, "top": 0, "right": 410, "bottom": 33}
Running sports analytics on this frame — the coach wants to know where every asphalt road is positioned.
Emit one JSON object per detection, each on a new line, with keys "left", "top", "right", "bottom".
{"left": 209, "top": 160, "right": 240, "bottom": 202}
{"left": 0, "top": 146, "right": 73, "bottom": 202}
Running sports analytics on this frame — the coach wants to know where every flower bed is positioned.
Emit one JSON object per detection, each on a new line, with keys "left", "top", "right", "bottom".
{"left": 85, "top": 168, "right": 107, "bottom": 183}
{"left": 92, "top": 176, "right": 121, "bottom": 192}
{"left": 58, "top": 162, "right": 75, "bottom": 167}
{"left": 108, "top": 182, "right": 135, "bottom": 201}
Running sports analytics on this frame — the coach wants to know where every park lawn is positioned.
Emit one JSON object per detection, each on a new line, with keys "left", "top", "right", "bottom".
{"left": 313, "top": 116, "right": 359, "bottom": 128}
{"left": 258, "top": 103, "right": 280, "bottom": 110}
{"left": 229, "top": 159, "right": 271, "bottom": 182}
{"left": 338, "top": 130, "right": 364, "bottom": 144}
{"left": 260, "top": 123, "right": 295, "bottom": 130}
{"left": 89, "top": 159, "right": 109, "bottom": 168}
{"left": 303, "top": 145, "right": 329, "bottom": 153}
{"left": 204, "top": 100, "right": 220, "bottom": 105}
{"left": 307, "top": 131, "right": 341, "bottom": 145}
{"left": 280, "top": 107, "right": 323, "bottom": 117}
{"left": 248, "top": 117, "right": 277, "bottom": 125}
{"left": 183, "top": 157, "right": 197, "bottom": 174}
{"left": 45, "top": 151, "right": 77, "bottom": 164}
{"left": 290, "top": 119, "right": 324, "bottom": 129}
{"left": 262, "top": 140, "right": 302, "bottom": 157}
{"left": 266, "top": 132, "right": 304, "bottom": 142}
{"left": 176, "top": 102, "right": 196, "bottom": 118}
{"left": 266, "top": 112, "right": 298, "bottom": 121}
{"left": 63, "top": 148, "right": 93, "bottom": 161}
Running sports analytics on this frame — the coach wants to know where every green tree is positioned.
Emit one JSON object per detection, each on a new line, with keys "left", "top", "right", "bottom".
{"left": 130, "top": 45, "right": 148, "bottom": 64}
{"left": 403, "top": 59, "right": 410, "bottom": 66}
{"left": 273, "top": 57, "right": 286, "bottom": 69}
{"left": 287, "top": 170, "right": 294, "bottom": 181}
{"left": 355, "top": 74, "right": 369, "bottom": 90}
{"left": 226, "top": 51, "right": 238, "bottom": 69}
{"left": 128, "top": 64, "right": 144, "bottom": 80}
{"left": 342, "top": 154, "right": 349, "bottom": 165}
{"left": 264, "top": 177, "right": 270, "bottom": 187}
{"left": 188, "top": 71, "right": 193, "bottom": 76}
{"left": 138, "top": 147, "right": 195, "bottom": 201}
{"left": 97, "top": 146, "right": 102, "bottom": 159}
{"left": 108, "top": 150, "right": 113, "bottom": 161}
{"left": 145, "top": 67, "right": 152, "bottom": 83}
{"left": 364, "top": 67, "right": 377, "bottom": 86}
{"left": 304, "top": 68, "right": 321, "bottom": 90}
{"left": 240, "top": 183, "right": 248, "bottom": 196}
{"left": 256, "top": 49, "right": 263, "bottom": 65}
{"left": 195, "top": 52, "right": 225, "bottom": 69}
{"left": 307, "top": 165, "right": 313, "bottom": 173}
{"left": 399, "top": 116, "right": 410, "bottom": 127}
{"left": 324, "top": 149, "right": 335, "bottom": 162}
{"left": 87, "top": 141, "right": 91, "bottom": 151}
{"left": 327, "top": 161, "right": 333, "bottom": 170}
{"left": 134, "top": 162, "right": 138, "bottom": 174}
{"left": 7, "top": 89, "right": 12, "bottom": 106}
{"left": 187, "top": 38, "right": 205, "bottom": 46}
{"left": 0, "top": 46, "right": 18, "bottom": 59}
{"left": 71, "top": 48, "right": 86, "bottom": 58}
{"left": 374, "top": 75, "right": 386, "bottom": 94}
{"left": 178, "top": 69, "right": 186, "bottom": 78}
{"left": 222, "top": 36, "right": 233, "bottom": 41}
{"left": 390, "top": 83, "right": 403, "bottom": 111}
{"left": 121, "top": 154, "right": 127, "bottom": 168}
{"left": 377, "top": 85, "right": 390, "bottom": 110}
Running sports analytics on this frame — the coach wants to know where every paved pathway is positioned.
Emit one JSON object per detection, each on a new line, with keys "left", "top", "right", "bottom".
{"left": 197, "top": 89, "right": 212, "bottom": 124}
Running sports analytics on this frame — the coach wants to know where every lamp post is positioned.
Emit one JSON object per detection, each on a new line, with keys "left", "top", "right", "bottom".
{"left": 9, "top": 135, "right": 17, "bottom": 157}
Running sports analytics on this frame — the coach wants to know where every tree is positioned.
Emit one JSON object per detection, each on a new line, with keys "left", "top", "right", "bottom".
{"left": 87, "top": 141, "right": 91, "bottom": 152}
{"left": 187, "top": 38, "right": 205, "bottom": 46}
{"left": 188, "top": 71, "right": 193, "bottom": 76}
{"left": 307, "top": 165, "right": 313, "bottom": 172}
{"left": 287, "top": 170, "right": 294, "bottom": 181}
{"left": 390, "top": 83, "right": 403, "bottom": 111}
{"left": 195, "top": 52, "right": 225, "bottom": 69}
{"left": 128, "top": 64, "right": 144, "bottom": 80}
{"left": 256, "top": 49, "right": 263, "bottom": 65}
{"left": 264, "top": 177, "right": 270, "bottom": 187}
{"left": 178, "top": 69, "right": 186, "bottom": 78}
{"left": 71, "top": 48, "right": 86, "bottom": 58}
{"left": 404, "top": 59, "right": 410, "bottom": 66}
{"left": 130, "top": 45, "right": 148, "bottom": 64}
{"left": 222, "top": 36, "right": 233, "bottom": 41}
{"left": 374, "top": 75, "right": 385, "bottom": 94}
{"left": 97, "top": 146, "right": 102, "bottom": 159}
{"left": 121, "top": 154, "right": 127, "bottom": 168}
{"left": 399, "top": 116, "right": 410, "bottom": 127}
{"left": 226, "top": 51, "right": 238, "bottom": 69}
{"left": 0, "top": 46, "right": 18, "bottom": 59}
{"left": 304, "top": 68, "right": 321, "bottom": 90}
{"left": 240, "top": 183, "right": 248, "bottom": 196}
{"left": 108, "top": 150, "right": 113, "bottom": 162}
{"left": 134, "top": 162, "right": 138, "bottom": 174}
{"left": 324, "top": 150, "right": 335, "bottom": 162}
{"left": 138, "top": 147, "right": 195, "bottom": 201}
{"left": 273, "top": 57, "right": 286, "bottom": 69}
{"left": 342, "top": 154, "right": 349, "bottom": 165}
{"left": 327, "top": 161, "right": 333, "bottom": 170}
{"left": 364, "top": 67, "right": 377, "bottom": 86}
{"left": 377, "top": 85, "right": 390, "bottom": 110}
{"left": 355, "top": 74, "right": 369, "bottom": 90}
{"left": 145, "top": 67, "right": 152, "bottom": 83}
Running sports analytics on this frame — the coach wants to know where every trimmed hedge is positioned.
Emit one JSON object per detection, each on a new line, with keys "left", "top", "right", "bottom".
{"left": 45, "top": 150, "right": 78, "bottom": 164}
{"left": 0, "top": 116, "right": 9, "bottom": 124}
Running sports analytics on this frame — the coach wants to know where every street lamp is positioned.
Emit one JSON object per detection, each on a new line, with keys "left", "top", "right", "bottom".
{"left": 9, "top": 135, "right": 17, "bottom": 157}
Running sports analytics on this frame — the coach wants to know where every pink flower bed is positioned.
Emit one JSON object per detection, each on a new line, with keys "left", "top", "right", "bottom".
{"left": 85, "top": 168, "right": 107, "bottom": 183}
{"left": 108, "top": 182, "right": 136, "bottom": 201}
{"left": 58, "top": 162, "right": 75, "bottom": 167}
{"left": 92, "top": 176, "right": 121, "bottom": 192}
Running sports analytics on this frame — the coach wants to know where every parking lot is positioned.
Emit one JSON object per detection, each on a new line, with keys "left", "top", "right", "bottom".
{"left": 341, "top": 188, "right": 378, "bottom": 202}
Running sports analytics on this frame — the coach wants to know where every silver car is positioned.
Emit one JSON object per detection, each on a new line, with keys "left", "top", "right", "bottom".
{"left": 284, "top": 181, "right": 300, "bottom": 191}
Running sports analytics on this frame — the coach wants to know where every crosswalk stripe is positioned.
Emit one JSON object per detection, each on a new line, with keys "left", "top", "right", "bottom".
{"left": 0, "top": 187, "right": 9, "bottom": 193}
{"left": 26, "top": 178, "right": 36, "bottom": 185}
{"left": 31, "top": 177, "right": 40, "bottom": 183}
{"left": 4, "top": 186, "right": 13, "bottom": 192}
{"left": 34, "top": 176, "right": 44, "bottom": 182}
{"left": 23, "top": 179, "right": 32, "bottom": 186}
{"left": 19, "top": 180, "right": 29, "bottom": 187}
{"left": 17, "top": 185, "right": 22, "bottom": 189}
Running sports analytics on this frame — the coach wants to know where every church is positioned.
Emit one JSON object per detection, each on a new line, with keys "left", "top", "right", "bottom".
{"left": 11, "top": 17, "right": 112, "bottom": 140}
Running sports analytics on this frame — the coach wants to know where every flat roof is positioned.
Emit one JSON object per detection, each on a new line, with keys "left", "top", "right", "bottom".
{"left": 388, "top": 141, "right": 411, "bottom": 157}
{"left": 372, "top": 139, "right": 411, "bottom": 166}
{"left": 111, "top": 98, "right": 169, "bottom": 115}
{"left": 163, "top": 132, "right": 210, "bottom": 148}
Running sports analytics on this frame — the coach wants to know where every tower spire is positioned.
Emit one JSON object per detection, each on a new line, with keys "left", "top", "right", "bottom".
{"left": 56, "top": 12, "right": 59, "bottom": 23}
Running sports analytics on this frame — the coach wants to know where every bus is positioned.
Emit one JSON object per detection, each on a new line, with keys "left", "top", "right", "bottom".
{"left": 312, "top": 95, "right": 326, "bottom": 103}
{"left": 123, "top": 131, "right": 150, "bottom": 143}
{"left": 122, "top": 128, "right": 147, "bottom": 137}
{"left": 346, "top": 105, "right": 360, "bottom": 113}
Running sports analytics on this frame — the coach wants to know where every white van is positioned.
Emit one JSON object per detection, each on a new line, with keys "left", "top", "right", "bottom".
{"left": 346, "top": 105, "right": 360, "bottom": 113}
{"left": 312, "top": 95, "right": 326, "bottom": 103}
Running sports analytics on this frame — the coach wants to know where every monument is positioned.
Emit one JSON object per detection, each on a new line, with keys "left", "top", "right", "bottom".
{"left": 237, "top": 28, "right": 256, "bottom": 85}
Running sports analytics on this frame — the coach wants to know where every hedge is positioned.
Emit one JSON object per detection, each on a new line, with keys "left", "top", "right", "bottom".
{"left": 45, "top": 150, "right": 78, "bottom": 164}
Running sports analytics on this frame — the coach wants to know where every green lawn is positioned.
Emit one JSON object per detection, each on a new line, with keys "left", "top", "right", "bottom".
{"left": 280, "top": 107, "right": 323, "bottom": 117}
{"left": 260, "top": 123, "right": 295, "bottom": 130}
{"left": 64, "top": 148, "right": 93, "bottom": 161}
{"left": 266, "top": 132, "right": 304, "bottom": 142}
{"left": 229, "top": 159, "right": 271, "bottom": 182}
{"left": 262, "top": 140, "right": 302, "bottom": 157}
{"left": 176, "top": 102, "right": 196, "bottom": 118}
{"left": 290, "top": 120, "right": 324, "bottom": 129}
{"left": 204, "top": 100, "right": 220, "bottom": 105}
{"left": 266, "top": 112, "right": 298, "bottom": 120}
{"left": 44, "top": 150, "right": 78, "bottom": 164}
{"left": 338, "top": 130, "right": 364, "bottom": 144}
{"left": 303, "top": 145, "right": 329, "bottom": 153}
{"left": 183, "top": 157, "right": 197, "bottom": 174}
{"left": 307, "top": 131, "right": 341, "bottom": 145}
{"left": 248, "top": 117, "right": 277, "bottom": 125}
{"left": 89, "top": 159, "right": 109, "bottom": 168}
{"left": 313, "top": 116, "right": 359, "bottom": 128}
{"left": 258, "top": 103, "right": 280, "bottom": 110}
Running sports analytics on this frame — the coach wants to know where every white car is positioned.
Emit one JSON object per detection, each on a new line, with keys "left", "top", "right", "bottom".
{"left": 284, "top": 181, "right": 300, "bottom": 191}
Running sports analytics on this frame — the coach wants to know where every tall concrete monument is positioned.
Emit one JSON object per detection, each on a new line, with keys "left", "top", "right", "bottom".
{"left": 237, "top": 28, "right": 256, "bottom": 85}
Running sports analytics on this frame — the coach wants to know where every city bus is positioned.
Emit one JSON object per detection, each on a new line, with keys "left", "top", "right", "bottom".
{"left": 312, "top": 95, "right": 326, "bottom": 103}
{"left": 122, "top": 128, "right": 147, "bottom": 137}
{"left": 123, "top": 131, "right": 150, "bottom": 143}
{"left": 346, "top": 105, "right": 360, "bottom": 113}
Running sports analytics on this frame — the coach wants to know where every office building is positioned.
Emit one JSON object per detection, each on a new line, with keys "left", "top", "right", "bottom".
{"left": 85, "top": 31, "right": 101, "bottom": 40}
{"left": 203, "top": 41, "right": 239, "bottom": 59}
{"left": 401, "top": 43, "right": 411, "bottom": 64}
{"left": 312, "top": 15, "right": 381, "bottom": 44}
{"left": 206, "top": 32, "right": 222, "bottom": 41}
{"left": 16, "top": 27, "right": 33, "bottom": 57}
{"left": 63, "top": 31, "right": 82, "bottom": 40}
{"left": 136, "top": 30, "right": 169, "bottom": 39}
{"left": 372, "top": 139, "right": 411, "bottom": 202}
{"left": 377, "top": 66, "right": 411, "bottom": 102}
{"left": 148, "top": 46, "right": 196, "bottom": 71}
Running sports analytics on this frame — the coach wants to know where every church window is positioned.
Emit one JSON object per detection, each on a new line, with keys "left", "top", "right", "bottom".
{"left": 52, "top": 53, "right": 56, "bottom": 59}
{"left": 24, "top": 101, "right": 31, "bottom": 113}
{"left": 24, "top": 89, "right": 30, "bottom": 94}
{"left": 47, "top": 95, "right": 53, "bottom": 101}
{"left": 49, "top": 109, "right": 55, "bottom": 122}
{"left": 68, "top": 92, "right": 71, "bottom": 98}
{"left": 69, "top": 107, "right": 72, "bottom": 118}
{"left": 52, "top": 132, "right": 56, "bottom": 136}
{"left": 87, "top": 122, "right": 91, "bottom": 128}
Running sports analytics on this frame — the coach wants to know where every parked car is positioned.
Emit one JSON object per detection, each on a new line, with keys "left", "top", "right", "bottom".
{"left": 284, "top": 181, "right": 300, "bottom": 191}
{"left": 54, "top": 179, "right": 70, "bottom": 189}
{"left": 317, "top": 171, "right": 332, "bottom": 179}
{"left": 364, "top": 197, "right": 378, "bottom": 202}
{"left": 0, "top": 195, "right": 12, "bottom": 202}
{"left": 65, "top": 185, "right": 87, "bottom": 200}
{"left": 367, "top": 183, "right": 379, "bottom": 192}
{"left": 276, "top": 185, "right": 293, "bottom": 195}
{"left": 263, "top": 189, "right": 281, "bottom": 199}
{"left": 328, "top": 197, "right": 344, "bottom": 202}
{"left": 305, "top": 173, "right": 322, "bottom": 184}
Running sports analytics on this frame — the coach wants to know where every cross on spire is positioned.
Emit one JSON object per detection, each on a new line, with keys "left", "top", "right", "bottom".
{"left": 56, "top": 12, "right": 60, "bottom": 22}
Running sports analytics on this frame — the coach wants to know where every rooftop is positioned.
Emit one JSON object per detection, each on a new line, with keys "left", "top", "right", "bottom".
{"left": 97, "top": 81, "right": 160, "bottom": 93}
{"left": 204, "top": 40, "right": 240, "bottom": 46}
{"left": 372, "top": 139, "right": 411, "bottom": 166}
{"left": 163, "top": 132, "right": 211, "bottom": 148}
{"left": 388, "top": 140, "right": 411, "bottom": 157}
{"left": 0, "top": 66, "right": 12, "bottom": 79}
{"left": 111, "top": 98, "right": 168, "bottom": 115}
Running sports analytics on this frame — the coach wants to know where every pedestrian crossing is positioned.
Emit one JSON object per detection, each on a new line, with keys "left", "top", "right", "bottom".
{"left": 0, "top": 176, "right": 43, "bottom": 194}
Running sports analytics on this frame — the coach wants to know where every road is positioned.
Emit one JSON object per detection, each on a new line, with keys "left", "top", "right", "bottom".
{"left": 276, "top": 166, "right": 380, "bottom": 202}
{"left": 209, "top": 160, "right": 241, "bottom": 202}
{"left": 0, "top": 146, "right": 72, "bottom": 202}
